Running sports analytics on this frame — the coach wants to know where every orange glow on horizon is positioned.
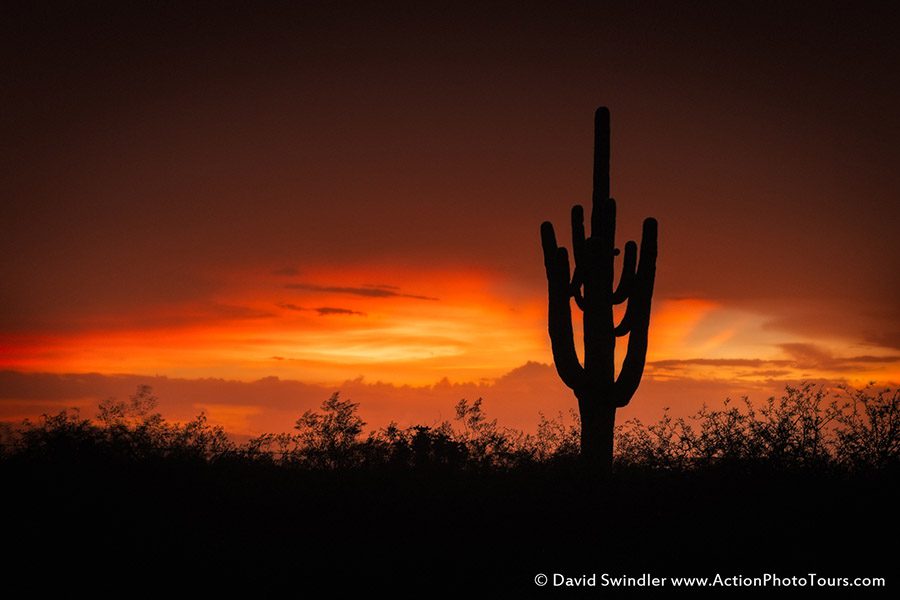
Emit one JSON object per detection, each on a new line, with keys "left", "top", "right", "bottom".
{"left": 0, "top": 264, "right": 550, "bottom": 386}
{"left": 644, "top": 299, "right": 900, "bottom": 386}
{"left": 3, "top": 268, "right": 897, "bottom": 394}
{"left": 2, "top": 271, "right": 898, "bottom": 438}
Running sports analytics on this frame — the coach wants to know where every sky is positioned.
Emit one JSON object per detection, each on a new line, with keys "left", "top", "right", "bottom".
{"left": 2, "top": 1, "right": 898, "bottom": 435}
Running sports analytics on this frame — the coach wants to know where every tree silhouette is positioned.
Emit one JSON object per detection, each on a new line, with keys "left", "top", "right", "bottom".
{"left": 540, "top": 107, "right": 658, "bottom": 473}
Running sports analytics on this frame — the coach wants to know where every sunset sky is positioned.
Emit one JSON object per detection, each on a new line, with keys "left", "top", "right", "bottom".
{"left": 2, "top": 1, "right": 898, "bottom": 434}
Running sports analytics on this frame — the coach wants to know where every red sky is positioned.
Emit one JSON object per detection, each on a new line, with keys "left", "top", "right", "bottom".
{"left": 2, "top": 1, "right": 898, "bottom": 435}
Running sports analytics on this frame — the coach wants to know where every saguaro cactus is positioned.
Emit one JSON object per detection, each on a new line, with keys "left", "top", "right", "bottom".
{"left": 540, "top": 107, "right": 658, "bottom": 472}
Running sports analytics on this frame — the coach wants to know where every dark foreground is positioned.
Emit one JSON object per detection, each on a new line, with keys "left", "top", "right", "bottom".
{"left": 4, "top": 458, "right": 897, "bottom": 595}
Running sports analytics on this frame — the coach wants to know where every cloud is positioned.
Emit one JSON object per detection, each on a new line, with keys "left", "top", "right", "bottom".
{"left": 650, "top": 358, "right": 792, "bottom": 369}
{"left": 760, "top": 305, "right": 900, "bottom": 352}
{"left": 276, "top": 302, "right": 306, "bottom": 312}
{"left": 650, "top": 346, "right": 900, "bottom": 377}
{"left": 0, "top": 366, "right": 891, "bottom": 439}
{"left": 778, "top": 343, "right": 900, "bottom": 372}
{"left": 315, "top": 307, "right": 366, "bottom": 317}
{"left": 275, "top": 302, "right": 366, "bottom": 317}
{"left": 862, "top": 330, "right": 900, "bottom": 352}
{"left": 285, "top": 283, "right": 439, "bottom": 301}
{"left": 272, "top": 266, "right": 300, "bottom": 276}
{"left": 852, "top": 355, "right": 900, "bottom": 364}
{"left": 777, "top": 343, "right": 835, "bottom": 369}
{"left": 734, "top": 369, "right": 794, "bottom": 379}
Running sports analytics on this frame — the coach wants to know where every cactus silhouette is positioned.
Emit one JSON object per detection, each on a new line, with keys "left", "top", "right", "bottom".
{"left": 540, "top": 107, "right": 658, "bottom": 472}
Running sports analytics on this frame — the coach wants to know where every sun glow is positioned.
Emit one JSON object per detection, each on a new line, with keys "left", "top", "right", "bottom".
{"left": 0, "top": 265, "right": 549, "bottom": 386}
{"left": 2, "top": 262, "right": 897, "bottom": 394}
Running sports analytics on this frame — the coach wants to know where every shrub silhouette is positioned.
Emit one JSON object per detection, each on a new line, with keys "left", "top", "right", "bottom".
{"left": 453, "top": 398, "right": 529, "bottom": 468}
{"left": 743, "top": 383, "right": 840, "bottom": 468}
{"left": 2, "top": 382, "right": 897, "bottom": 473}
{"left": 97, "top": 384, "right": 160, "bottom": 428}
{"left": 4, "top": 382, "right": 895, "bottom": 591}
{"left": 13, "top": 408, "right": 99, "bottom": 464}
{"left": 367, "top": 422, "right": 467, "bottom": 470}
{"left": 7, "top": 387, "right": 232, "bottom": 465}
{"left": 532, "top": 410, "right": 581, "bottom": 462}
{"left": 614, "top": 384, "right": 899, "bottom": 472}
{"left": 614, "top": 409, "right": 693, "bottom": 470}
{"left": 834, "top": 384, "right": 900, "bottom": 469}
{"left": 293, "top": 392, "right": 365, "bottom": 468}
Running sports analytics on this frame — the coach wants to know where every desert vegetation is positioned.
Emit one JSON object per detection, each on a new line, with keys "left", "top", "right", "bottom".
{"left": 3, "top": 382, "right": 897, "bottom": 591}
{"left": 3, "top": 382, "right": 896, "bottom": 472}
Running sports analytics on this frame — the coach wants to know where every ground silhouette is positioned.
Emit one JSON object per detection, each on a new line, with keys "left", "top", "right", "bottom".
{"left": 2, "top": 384, "right": 897, "bottom": 592}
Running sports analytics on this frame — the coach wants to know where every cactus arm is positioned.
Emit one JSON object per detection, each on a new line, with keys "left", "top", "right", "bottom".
{"left": 612, "top": 240, "right": 637, "bottom": 304}
{"left": 613, "top": 308, "right": 631, "bottom": 337}
{"left": 614, "top": 218, "right": 658, "bottom": 407}
{"left": 612, "top": 240, "right": 639, "bottom": 336}
{"left": 541, "top": 221, "right": 586, "bottom": 391}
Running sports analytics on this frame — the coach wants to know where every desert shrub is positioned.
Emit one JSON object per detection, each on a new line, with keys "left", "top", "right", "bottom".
{"left": 743, "top": 383, "right": 840, "bottom": 468}
{"left": 13, "top": 408, "right": 100, "bottom": 463}
{"left": 165, "top": 412, "right": 233, "bottom": 461}
{"left": 364, "top": 422, "right": 468, "bottom": 469}
{"left": 834, "top": 385, "right": 900, "bottom": 469}
{"left": 615, "top": 410, "right": 694, "bottom": 470}
{"left": 612, "top": 383, "right": 893, "bottom": 472}
{"left": 531, "top": 410, "right": 581, "bottom": 462}
{"left": 5, "top": 386, "right": 233, "bottom": 464}
{"left": 3, "top": 382, "right": 898, "bottom": 473}
{"left": 452, "top": 398, "right": 524, "bottom": 468}
{"left": 289, "top": 392, "right": 366, "bottom": 468}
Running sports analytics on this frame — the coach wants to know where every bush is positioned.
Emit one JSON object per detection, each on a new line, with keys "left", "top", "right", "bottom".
{"left": 5, "top": 386, "right": 232, "bottom": 465}
{"left": 2, "top": 382, "right": 897, "bottom": 473}
{"left": 834, "top": 385, "right": 900, "bottom": 469}
{"left": 614, "top": 383, "right": 897, "bottom": 472}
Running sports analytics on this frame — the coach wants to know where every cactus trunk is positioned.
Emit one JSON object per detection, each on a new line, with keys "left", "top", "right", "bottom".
{"left": 540, "top": 107, "right": 658, "bottom": 473}
{"left": 578, "top": 399, "right": 616, "bottom": 471}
